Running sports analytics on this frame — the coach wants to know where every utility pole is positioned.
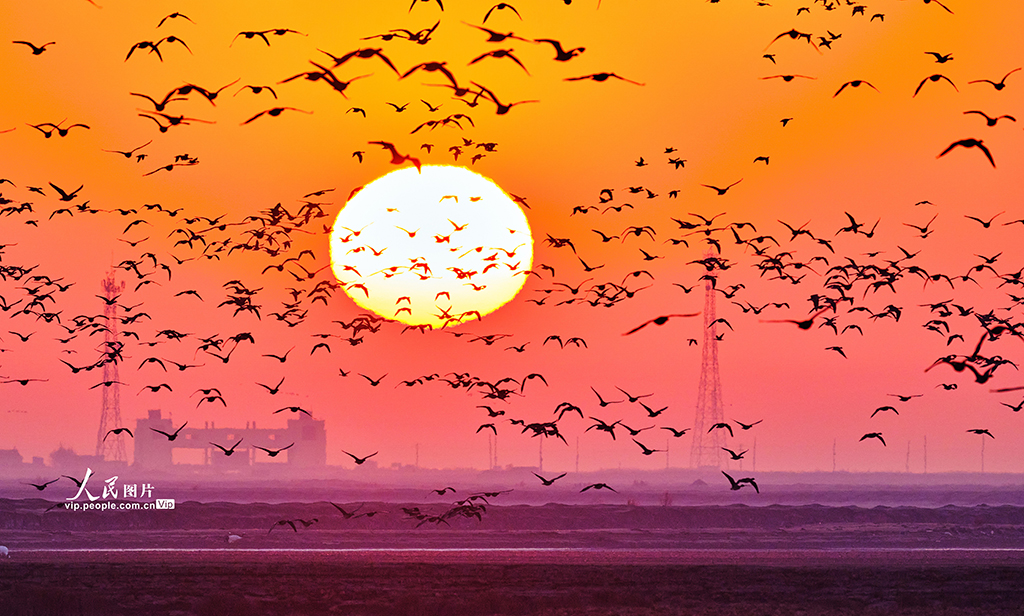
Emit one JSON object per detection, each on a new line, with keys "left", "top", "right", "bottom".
{"left": 575, "top": 437, "right": 580, "bottom": 474}
{"left": 690, "top": 255, "right": 725, "bottom": 470}
{"left": 538, "top": 438, "right": 543, "bottom": 472}
{"left": 981, "top": 436, "right": 985, "bottom": 473}
{"left": 832, "top": 438, "right": 837, "bottom": 473}
{"left": 96, "top": 270, "right": 126, "bottom": 463}
{"left": 415, "top": 443, "right": 419, "bottom": 469}
{"left": 905, "top": 441, "right": 911, "bottom": 473}
{"left": 752, "top": 437, "right": 757, "bottom": 472}
{"left": 923, "top": 435, "right": 927, "bottom": 474}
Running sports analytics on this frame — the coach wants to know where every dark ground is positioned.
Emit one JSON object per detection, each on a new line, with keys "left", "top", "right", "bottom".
{"left": 4, "top": 498, "right": 1024, "bottom": 615}
{"left": 4, "top": 551, "right": 1024, "bottom": 616}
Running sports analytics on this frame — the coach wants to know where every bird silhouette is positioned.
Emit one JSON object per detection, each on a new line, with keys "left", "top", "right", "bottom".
{"left": 633, "top": 439, "right": 664, "bottom": 456}
{"left": 968, "top": 67, "right": 1020, "bottom": 91}
{"left": 761, "top": 308, "right": 831, "bottom": 330}
{"left": 963, "top": 110, "right": 1016, "bottom": 127}
{"left": 343, "top": 451, "right": 378, "bottom": 465}
{"left": 211, "top": 439, "right": 243, "bottom": 456}
{"left": 722, "top": 471, "right": 759, "bottom": 493}
{"left": 150, "top": 421, "right": 188, "bottom": 441}
{"left": 241, "top": 107, "right": 312, "bottom": 125}
{"left": 860, "top": 432, "right": 886, "bottom": 446}
{"left": 13, "top": 40, "right": 55, "bottom": 55}
{"left": 533, "top": 472, "right": 566, "bottom": 486}
{"left": 268, "top": 519, "right": 298, "bottom": 533}
{"left": 834, "top": 80, "right": 878, "bottom": 97}
{"left": 722, "top": 447, "right": 747, "bottom": 460}
{"left": 483, "top": 3, "right": 521, "bottom": 22}
{"left": 913, "top": 74, "right": 958, "bottom": 97}
{"left": 925, "top": 51, "right": 954, "bottom": 63}
{"left": 255, "top": 377, "right": 285, "bottom": 395}
{"left": 534, "top": 38, "right": 584, "bottom": 61}
{"left": 360, "top": 373, "right": 388, "bottom": 386}
{"left": 761, "top": 74, "right": 815, "bottom": 83}
{"left": 622, "top": 312, "right": 701, "bottom": 335}
{"left": 590, "top": 387, "right": 622, "bottom": 407}
{"left": 963, "top": 212, "right": 1004, "bottom": 228}
{"left": 254, "top": 443, "right": 294, "bottom": 457}
{"left": 104, "top": 428, "right": 134, "bottom": 441}
{"left": 701, "top": 180, "right": 742, "bottom": 195}
{"left": 24, "top": 478, "right": 60, "bottom": 490}
{"left": 708, "top": 422, "right": 734, "bottom": 437}
{"left": 367, "top": 140, "right": 422, "bottom": 172}
{"left": 564, "top": 73, "right": 643, "bottom": 86}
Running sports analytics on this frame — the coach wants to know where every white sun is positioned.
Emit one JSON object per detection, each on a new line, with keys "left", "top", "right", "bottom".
{"left": 330, "top": 165, "right": 533, "bottom": 329}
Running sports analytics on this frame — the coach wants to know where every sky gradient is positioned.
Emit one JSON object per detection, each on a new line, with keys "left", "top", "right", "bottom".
{"left": 1, "top": 0, "right": 1022, "bottom": 476}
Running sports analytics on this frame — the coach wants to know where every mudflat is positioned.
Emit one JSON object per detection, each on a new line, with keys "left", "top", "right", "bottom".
{"left": 4, "top": 500, "right": 1024, "bottom": 614}
{"left": 5, "top": 550, "right": 1024, "bottom": 616}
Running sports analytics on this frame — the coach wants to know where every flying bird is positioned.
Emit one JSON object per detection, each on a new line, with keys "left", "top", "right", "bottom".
{"left": 254, "top": 443, "right": 294, "bottom": 457}
{"left": 211, "top": 439, "right": 243, "bottom": 456}
{"left": 936, "top": 139, "right": 995, "bottom": 168}
{"left": 534, "top": 38, "right": 584, "bottom": 61}
{"left": 483, "top": 3, "right": 521, "bottom": 22}
{"left": 368, "top": 140, "right": 422, "bottom": 172}
{"left": 623, "top": 313, "right": 700, "bottom": 335}
{"left": 633, "top": 439, "right": 664, "bottom": 456}
{"left": 150, "top": 422, "right": 188, "bottom": 441}
{"left": 104, "top": 428, "right": 134, "bottom": 441}
{"left": 860, "top": 432, "right": 886, "bottom": 446}
{"left": 24, "top": 478, "right": 60, "bottom": 490}
{"left": 722, "top": 472, "right": 759, "bottom": 493}
{"left": 963, "top": 110, "right": 1016, "bottom": 127}
{"left": 913, "top": 74, "right": 958, "bottom": 97}
{"left": 968, "top": 67, "right": 1020, "bottom": 91}
{"left": 241, "top": 107, "right": 312, "bottom": 125}
{"left": 708, "top": 422, "right": 734, "bottom": 437}
{"left": 12, "top": 40, "right": 55, "bottom": 55}
{"left": 701, "top": 180, "right": 742, "bottom": 195}
{"left": 343, "top": 451, "right": 378, "bottom": 465}
{"left": 833, "top": 80, "right": 878, "bottom": 97}
{"left": 564, "top": 73, "right": 643, "bottom": 86}
{"left": 871, "top": 406, "right": 899, "bottom": 418}
{"left": 533, "top": 472, "right": 566, "bottom": 486}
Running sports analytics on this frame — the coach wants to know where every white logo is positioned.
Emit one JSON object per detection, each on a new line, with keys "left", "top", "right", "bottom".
{"left": 155, "top": 499, "right": 175, "bottom": 510}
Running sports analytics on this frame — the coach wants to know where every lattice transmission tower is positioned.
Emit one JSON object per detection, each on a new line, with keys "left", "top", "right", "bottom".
{"left": 96, "top": 270, "right": 127, "bottom": 462}
{"left": 689, "top": 259, "right": 725, "bottom": 469}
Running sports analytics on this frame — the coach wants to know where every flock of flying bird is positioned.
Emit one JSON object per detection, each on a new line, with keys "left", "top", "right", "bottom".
{"left": 2, "top": 0, "right": 1023, "bottom": 518}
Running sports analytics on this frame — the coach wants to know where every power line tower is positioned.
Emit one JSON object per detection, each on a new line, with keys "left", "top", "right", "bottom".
{"left": 690, "top": 259, "right": 725, "bottom": 469}
{"left": 95, "top": 270, "right": 126, "bottom": 462}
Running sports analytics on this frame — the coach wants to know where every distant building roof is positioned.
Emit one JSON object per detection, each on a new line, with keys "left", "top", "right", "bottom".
{"left": 0, "top": 449, "right": 22, "bottom": 466}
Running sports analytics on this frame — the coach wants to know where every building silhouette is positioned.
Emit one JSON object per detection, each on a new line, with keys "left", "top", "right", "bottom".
{"left": 134, "top": 409, "right": 326, "bottom": 470}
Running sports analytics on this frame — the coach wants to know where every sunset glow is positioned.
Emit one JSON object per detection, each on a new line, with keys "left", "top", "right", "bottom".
{"left": 0, "top": 0, "right": 1020, "bottom": 475}
{"left": 330, "top": 165, "right": 532, "bottom": 329}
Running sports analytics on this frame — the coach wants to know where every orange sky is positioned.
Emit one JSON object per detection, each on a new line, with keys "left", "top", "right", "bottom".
{"left": 1, "top": 0, "right": 1022, "bottom": 476}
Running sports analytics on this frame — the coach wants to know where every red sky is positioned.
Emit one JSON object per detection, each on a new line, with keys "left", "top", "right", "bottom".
{"left": 1, "top": 0, "right": 1022, "bottom": 475}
